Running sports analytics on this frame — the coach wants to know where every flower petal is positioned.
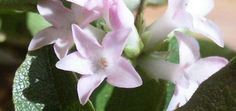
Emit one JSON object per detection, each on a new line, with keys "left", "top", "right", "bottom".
{"left": 83, "top": 25, "right": 105, "bottom": 43}
{"left": 77, "top": 74, "right": 105, "bottom": 105}
{"left": 186, "top": 56, "right": 228, "bottom": 84}
{"left": 71, "top": 4, "right": 101, "bottom": 27}
{"left": 72, "top": 24, "right": 102, "bottom": 58}
{"left": 145, "top": 8, "right": 193, "bottom": 50}
{"left": 28, "top": 26, "right": 58, "bottom": 51}
{"left": 168, "top": 0, "right": 214, "bottom": 17}
{"left": 145, "top": 15, "right": 177, "bottom": 50}
{"left": 175, "top": 31, "right": 200, "bottom": 65}
{"left": 102, "top": 28, "right": 131, "bottom": 58}
{"left": 68, "top": 0, "right": 104, "bottom": 10}
{"left": 106, "top": 0, "right": 141, "bottom": 55}
{"left": 56, "top": 52, "right": 93, "bottom": 75}
{"left": 167, "top": 0, "right": 187, "bottom": 15}
{"left": 53, "top": 36, "right": 73, "bottom": 59}
{"left": 138, "top": 53, "right": 182, "bottom": 83}
{"left": 106, "top": 57, "right": 142, "bottom": 88}
{"left": 172, "top": 9, "right": 193, "bottom": 29}
{"left": 186, "top": 0, "right": 214, "bottom": 17}
{"left": 192, "top": 18, "right": 224, "bottom": 47}
{"left": 175, "top": 74, "right": 190, "bottom": 89}
{"left": 37, "top": 0, "right": 73, "bottom": 28}
{"left": 67, "top": 0, "right": 87, "bottom": 7}
{"left": 107, "top": 0, "right": 134, "bottom": 30}
{"left": 167, "top": 81, "right": 199, "bottom": 111}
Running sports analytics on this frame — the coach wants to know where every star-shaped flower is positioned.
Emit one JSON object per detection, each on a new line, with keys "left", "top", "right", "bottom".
{"left": 68, "top": 0, "right": 142, "bottom": 57}
{"left": 145, "top": 0, "right": 223, "bottom": 50}
{"left": 28, "top": 0, "right": 105, "bottom": 59}
{"left": 56, "top": 24, "right": 142, "bottom": 105}
{"left": 138, "top": 32, "right": 228, "bottom": 110}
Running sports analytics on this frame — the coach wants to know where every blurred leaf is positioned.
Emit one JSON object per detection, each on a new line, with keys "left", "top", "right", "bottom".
{"left": 12, "top": 45, "right": 95, "bottom": 111}
{"left": 27, "top": 12, "right": 51, "bottom": 36}
{"left": 135, "top": 0, "right": 146, "bottom": 35}
{"left": 199, "top": 39, "right": 235, "bottom": 59}
{"left": 0, "top": 32, "right": 6, "bottom": 43}
{"left": 0, "top": 13, "right": 32, "bottom": 47}
{"left": 177, "top": 57, "right": 236, "bottom": 110}
{"left": 0, "top": 0, "right": 71, "bottom": 12}
{"left": 0, "top": 0, "right": 37, "bottom": 11}
{"left": 0, "top": 13, "right": 30, "bottom": 38}
{"left": 91, "top": 18, "right": 110, "bottom": 32}
{"left": 0, "top": 17, "right": 2, "bottom": 29}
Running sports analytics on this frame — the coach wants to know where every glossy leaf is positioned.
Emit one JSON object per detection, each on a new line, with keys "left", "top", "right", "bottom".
{"left": 105, "top": 79, "right": 170, "bottom": 111}
{"left": 12, "top": 45, "right": 95, "bottom": 111}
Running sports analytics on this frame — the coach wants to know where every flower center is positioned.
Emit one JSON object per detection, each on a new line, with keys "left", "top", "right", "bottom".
{"left": 98, "top": 57, "right": 108, "bottom": 70}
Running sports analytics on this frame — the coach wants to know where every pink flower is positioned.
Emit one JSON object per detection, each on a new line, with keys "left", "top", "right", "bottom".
{"left": 28, "top": 0, "right": 104, "bottom": 59}
{"left": 145, "top": 0, "right": 223, "bottom": 50}
{"left": 56, "top": 24, "right": 142, "bottom": 105}
{"left": 166, "top": 32, "right": 228, "bottom": 110}
{"left": 68, "top": 0, "right": 142, "bottom": 57}
{"left": 138, "top": 32, "right": 228, "bottom": 110}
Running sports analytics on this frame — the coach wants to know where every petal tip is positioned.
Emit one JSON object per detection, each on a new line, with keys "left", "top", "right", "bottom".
{"left": 55, "top": 61, "right": 62, "bottom": 70}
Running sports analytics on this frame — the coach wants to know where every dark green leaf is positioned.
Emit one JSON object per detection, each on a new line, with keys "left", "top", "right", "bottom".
{"left": 105, "top": 79, "right": 170, "bottom": 111}
{"left": 12, "top": 46, "right": 95, "bottom": 111}
{"left": 177, "top": 57, "right": 236, "bottom": 111}
{"left": 0, "top": 0, "right": 37, "bottom": 11}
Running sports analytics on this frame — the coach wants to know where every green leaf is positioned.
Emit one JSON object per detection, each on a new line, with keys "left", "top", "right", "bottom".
{"left": 199, "top": 39, "right": 235, "bottom": 59}
{"left": 12, "top": 45, "right": 95, "bottom": 111}
{"left": 177, "top": 57, "right": 236, "bottom": 110}
{"left": 105, "top": 79, "right": 170, "bottom": 111}
{"left": 167, "top": 37, "right": 179, "bottom": 63}
{"left": 91, "top": 83, "right": 114, "bottom": 111}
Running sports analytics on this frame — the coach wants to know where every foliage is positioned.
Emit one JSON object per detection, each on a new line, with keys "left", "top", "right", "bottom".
{"left": 12, "top": 46, "right": 95, "bottom": 111}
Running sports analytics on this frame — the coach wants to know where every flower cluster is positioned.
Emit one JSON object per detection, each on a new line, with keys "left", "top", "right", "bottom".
{"left": 139, "top": 32, "right": 228, "bottom": 110}
{"left": 28, "top": 0, "right": 228, "bottom": 110}
{"left": 28, "top": 0, "right": 142, "bottom": 105}
{"left": 139, "top": 0, "right": 228, "bottom": 110}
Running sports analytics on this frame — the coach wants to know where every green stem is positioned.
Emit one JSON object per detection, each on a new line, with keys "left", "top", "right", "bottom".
{"left": 134, "top": 0, "right": 146, "bottom": 35}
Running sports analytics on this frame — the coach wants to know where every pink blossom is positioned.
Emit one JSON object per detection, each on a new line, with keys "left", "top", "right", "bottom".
{"left": 56, "top": 24, "right": 142, "bottom": 105}
{"left": 145, "top": 0, "right": 223, "bottom": 50}
{"left": 138, "top": 32, "right": 228, "bottom": 110}
{"left": 68, "top": 0, "right": 142, "bottom": 57}
{"left": 28, "top": 0, "right": 105, "bottom": 59}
